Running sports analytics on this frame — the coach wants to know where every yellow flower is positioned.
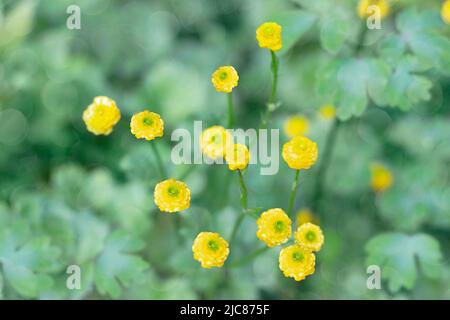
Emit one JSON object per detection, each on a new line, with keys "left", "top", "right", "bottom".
{"left": 256, "top": 22, "right": 282, "bottom": 52}
{"left": 130, "top": 110, "right": 164, "bottom": 141}
{"left": 82, "top": 96, "right": 121, "bottom": 135}
{"left": 279, "top": 245, "right": 315, "bottom": 281}
{"left": 294, "top": 223, "right": 324, "bottom": 252}
{"left": 256, "top": 208, "right": 292, "bottom": 248}
{"left": 442, "top": 0, "right": 450, "bottom": 24}
{"left": 284, "top": 116, "right": 309, "bottom": 138}
{"left": 225, "top": 143, "right": 250, "bottom": 171}
{"left": 370, "top": 163, "right": 393, "bottom": 192}
{"left": 319, "top": 104, "right": 336, "bottom": 120}
{"left": 154, "top": 179, "right": 191, "bottom": 213}
{"left": 211, "top": 66, "right": 239, "bottom": 93}
{"left": 296, "top": 209, "right": 319, "bottom": 228}
{"left": 200, "top": 125, "right": 233, "bottom": 159}
{"left": 357, "top": 0, "right": 390, "bottom": 19}
{"left": 192, "top": 232, "right": 230, "bottom": 268}
{"left": 282, "top": 136, "right": 318, "bottom": 170}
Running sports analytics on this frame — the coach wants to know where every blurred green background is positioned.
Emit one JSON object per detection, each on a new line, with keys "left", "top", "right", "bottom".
{"left": 0, "top": 0, "right": 449, "bottom": 299}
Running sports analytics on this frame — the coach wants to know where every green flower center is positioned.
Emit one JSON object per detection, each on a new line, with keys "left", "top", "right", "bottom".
{"left": 208, "top": 240, "right": 219, "bottom": 251}
{"left": 264, "top": 27, "right": 274, "bottom": 36}
{"left": 274, "top": 220, "right": 285, "bottom": 232}
{"left": 210, "top": 134, "right": 222, "bottom": 144}
{"left": 143, "top": 117, "right": 153, "bottom": 126}
{"left": 167, "top": 185, "right": 180, "bottom": 197}
{"left": 219, "top": 72, "right": 228, "bottom": 80}
{"left": 292, "top": 251, "right": 304, "bottom": 262}
{"left": 305, "top": 231, "right": 316, "bottom": 242}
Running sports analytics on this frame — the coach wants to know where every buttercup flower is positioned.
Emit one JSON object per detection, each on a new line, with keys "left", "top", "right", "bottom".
{"left": 282, "top": 136, "right": 318, "bottom": 170}
{"left": 256, "top": 22, "right": 282, "bottom": 51}
{"left": 225, "top": 144, "right": 250, "bottom": 171}
{"left": 357, "top": 0, "right": 390, "bottom": 19}
{"left": 256, "top": 208, "right": 292, "bottom": 247}
{"left": 154, "top": 179, "right": 191, "bottom": 213}
{"left": 294, "top": 223, "right": 324, "bottom": 252}
{"left": 296, "top": 209, "right": 319, "bottom": 228}
{"left": 319, "top": 104, "right": 336, "bottom": 120}
{"left": 442, "top": 0, "right": 450, "bottom": 24}
{"left": 284, "top": 116, "right": 309, "bottom": 138}
{"left": 279, "top": 245, "right": 315, "bottom": 281}
{"left": 82, "top": 96, "right": 121, "bottom": 135}
{"left": 211, "top": 66, "right": 239, "bottom": 93}
{"left": 192, "top": 232, "right": 230, "bottom": 268}
{"left": 370, "top": 163, "right": 393, "bottom": 192}
{"left": 130, "top": 110, "right": 164, "bottom": 141}
{"left": 200, "top": 125, "right": 232, "bottom": 159}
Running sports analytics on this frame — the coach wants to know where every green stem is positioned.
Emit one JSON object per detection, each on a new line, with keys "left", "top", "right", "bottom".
{"left": 227, "top": 246, "right": 270, "bottom": 269}
{"left": 151, "top": 143, "right": 167, "bottom": 179}
{"left": 227, "top": 92, "right": 234, "bottom": 128}
{"left": 229, "top": 170, "right": 248, "bottom": 245}
{"left": 287, "top": 169, "right": 300, "bottom": 217}
{"left": 261, "top": 50, "right": 278, "bottom": 128}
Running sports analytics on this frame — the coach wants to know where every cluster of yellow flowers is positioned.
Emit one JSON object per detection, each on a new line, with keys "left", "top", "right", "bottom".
{"left": 82, "top": 21, "right": 328, "bottom": 282}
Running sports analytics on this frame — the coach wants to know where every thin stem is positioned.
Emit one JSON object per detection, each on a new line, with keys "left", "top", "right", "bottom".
{"left": 151, "top": 142, "right": 167, "bottom": 179}
{"left": 287, "top": 169, "right": 300, "bottom": 217}
{"left": 227, "top": 246, "right": 270, "bottom": 269}
{"left": 261, "top": 50, "right": 279, "bottom": 129}
{"left": 237, "top": 170, "right": 248, "bottom": 209}
{"left": 227, "top": 92, "right": 234, "bottom": 128}
{"left": 229, "top": 170, "right": 248, "bottom": 245}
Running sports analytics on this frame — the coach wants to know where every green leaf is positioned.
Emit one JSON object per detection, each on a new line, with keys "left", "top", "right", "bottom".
{"left": 94, "top": 231, "right": 149, "bottom": 298}
{"left": 366, "top": 233, "right": 443, "bottom": 292}
{"left": 0, "top": 0, "right": 36, "bottom": 48}
{"left": 320, "top": 17, "right": 350, "bottom": 54}
{"left": 270, "top": 10, "right": 316, "bottom": 55}
{"left": 0, "top": 222, "right": 60, "bottom": 298}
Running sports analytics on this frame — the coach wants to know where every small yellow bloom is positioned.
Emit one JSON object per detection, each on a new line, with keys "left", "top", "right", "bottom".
{"left": 279, "top": 245, "right": 315, "bottom": 282}
{"left": 357, "top": 0, "right": 390, "bottom": 19}
{"left": 200, "top": 125, "right": 233, "bottom": 159}
{"left": 442, "top": 0, "right": 450, "bottom": 24}
{"left": 370, "top": 163, "right": 394, "bottom": 192}
{"left": 294, "top": 223, "right": 324, "bottom": 252}
{"left": 130, "top": 110, "right": 164, "bottom": 141}
{"left": 256, "top": 208, "right": 292, "bottom": 248}
{"left": 82, "top": 96, "right": 121, "bottom": 135}
{"left": 211, "top": 66, "right": 239, "bottom": 93}
{"left": 154, "top": 179, "right": 191, "bottom": 213}
{"left": 256, "top": 22, "right": 282, "bottom": 52}
{"left": 319, "top": 104, "right": 336, "bottom": 120}
{"left": 284, "top": 116, "right": 309, "bottom": 138}
{"left": 192, "top": 232, "right": 230, "bottom": 268}
{"left": 296, "top": 209, "right": 319, "bottom": 228}
{"left": 282, "top": 136, "right": 318, "bottom": 170}
{"left": 225, "top": 144, "right": 250, "bottom": 171}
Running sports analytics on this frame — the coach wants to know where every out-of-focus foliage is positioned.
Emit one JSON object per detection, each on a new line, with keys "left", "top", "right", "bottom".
{"left": 0, "top": 0, "right": 449, "bottom": 299}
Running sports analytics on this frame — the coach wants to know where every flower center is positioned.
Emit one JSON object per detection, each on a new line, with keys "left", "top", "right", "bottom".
{"left": 306, "top": 231, "right": 316, "bottom": 242}
{"left": 208, "top": 240, "right": 219, "bottom": 251}
{"left": 292, "top": 251, "right": 304, "bottom": 262}
{"left": 274, "top": 220, "right": 284, "bottom": 232}
{"left": 167, "top": 185, "right": 180, "bottom": 197}
{"left": 210, "top": 134, "right": 222, "bottom": 144}
{"left": 264, "top": 27, "right": 274, "bottom": 36}
{"left": 143, "top": 117, "right": 153, "bottom": 126}
{"left": 219, "top": 72, "right": 228, "bottom": 80}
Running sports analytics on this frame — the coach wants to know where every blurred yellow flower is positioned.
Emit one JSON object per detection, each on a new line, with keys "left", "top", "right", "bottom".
{"left": 370, "top": 163, "right": 394, "bottom": 192}
{"left": 357, "top": 0, "right": 390, "bottom": 19}
{"left": 200, "top": 125, "right": 232, "bottom": 159}
{"left": 279, "top": 245, "right": 315, "bottom": 282}
{"left": 154, "top": 179, "right": 191, "bottom": 213}
{"left": 82, "top": 96, "right": 121, "bottom": 135}
{"left": 211, "top": 66, "right": 239, "bottom": 93}
{"left": 282, "top": 136, "right": 318, "bottom": 170}
{"left": 256, "top": 22, "right": 282, "bottom": 52}
{"left": 192, "top": 232, "right": 230, "bottom": 268}
{"left": 130, "top": 110, "right": 164, "bottom": 141}
{"left": 319, "top": 104, "right": 336, "bottom": 120}
{"left": 225, "top": 143, "right": 250, "bottom": 171}
{"left": 442, "top": 0, "right": 450, "bottom": 24}
{"left": 284, "top": 115, "right": 309, "bottom": 138}
{"left": 296, "top": 208, "right": 319, "bottom": 228}
{"left": 294, "top": 223, "right": 324, "bottom": 252}
{"left": 256, "top": 208, "right": 292, "bottom": 247}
